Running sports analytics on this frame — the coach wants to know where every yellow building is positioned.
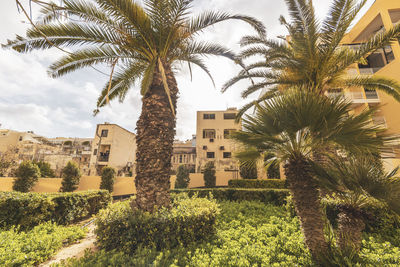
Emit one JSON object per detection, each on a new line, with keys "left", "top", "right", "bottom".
{"left": 195, "top": 108, "right": 242, "bottom": 173}
{"left": 89, "top": 123, "right": 136, "bottom": 176}
{"left": 341, "top": 0, "right": 400, "bottom": 170}
{"left": 171, "top": 137, "right": 196, "bottom": 173}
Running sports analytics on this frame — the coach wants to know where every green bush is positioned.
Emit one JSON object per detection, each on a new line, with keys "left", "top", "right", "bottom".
{"left": 34, "top": 161, "right": 56, "bottom": 178}
{"left": 203, "top": 161, "right": 216, "bottom": 188}
{"left": 95, "top": 194, "right": 220, "bottom": 253}
{"left": 171, "top": 188, "right": 290, "bottom": 206}
{"left": 12, "top": 161, "right": 41, "bottom": 192}
{"left": 0, "top": 190, "right": 111, "bottom": 229}
{"left": 175, "top": 165, "right": 190, "bottom": 189}
{"left": 100, "top": 166, "right": 116, "bottom": 193}
{"left": 228, "top": 179, "right": 287, "bottom": 189}
{"left": 239, "top": 163, "right": 257, "bottom": 179}
{"left": 0, "top": 222, "right": 85, "bottom": 266}
{"left": 60, "top": 161, "right": 81, "bottom": 192}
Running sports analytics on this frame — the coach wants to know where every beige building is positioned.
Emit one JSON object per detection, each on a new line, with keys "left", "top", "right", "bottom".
{"left": 89, "top": 123, "right": 136, "bottom": 176}
{"left": 171, "top": 136, "right": 196, "bottom": 173}
{"left": 195, "top": 108, "right": 242, "bottom": 173}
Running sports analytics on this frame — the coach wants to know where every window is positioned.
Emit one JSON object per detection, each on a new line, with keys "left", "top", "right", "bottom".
{"left": 207, "top": 152, "right": 215, "bottom": 158}
{"left": 18, "top": 136, "right": 23, "bottom": 141}
{"left": 101, "top": 129, "right": 108, "bottom": 137}
{"left": 203, "top": 113, "right": 215, "bottom": 120}
{"left": 224, "top": 129, "right": 236, "bottom": 139}
{"left": 223, "top": 152, "right": 232, "bottom": 158}
{"left": 93, "top": 149, "right": 97, "bottom": 155}
{"left": 179, "top": 155, "right": 183, "bottom": 163}
{"left": 203, "top": 129, "right": 216, "bottom": 139}
{"left": 223, "top": 113, "right": 236, "bottom": 120}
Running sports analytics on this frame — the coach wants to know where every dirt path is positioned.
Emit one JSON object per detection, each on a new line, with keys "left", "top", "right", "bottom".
{"left": 40, "top": 222, "right": 98, "bottom": 266}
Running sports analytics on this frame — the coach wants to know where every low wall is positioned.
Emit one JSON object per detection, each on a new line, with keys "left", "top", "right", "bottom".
{"left": 0, "top": 171, "right": 236, "bottom": 196}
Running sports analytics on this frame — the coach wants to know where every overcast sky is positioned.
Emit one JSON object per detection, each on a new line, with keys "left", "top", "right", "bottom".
{"left": 0, "top": 0, "right": 374, "bottom": 140}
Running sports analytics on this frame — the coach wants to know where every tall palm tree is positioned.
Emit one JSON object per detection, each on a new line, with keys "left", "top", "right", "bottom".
{"left": 4, "top": 0, "right": 265, "bottom": 212}
{"left": 232, "top": 89, "right": 393, "bottom": 261}
{"left": 223, "top": 0, "right": 400, "bottom": 118}
{"left": 312, "top": 155, "right": 400, "bottom": 252}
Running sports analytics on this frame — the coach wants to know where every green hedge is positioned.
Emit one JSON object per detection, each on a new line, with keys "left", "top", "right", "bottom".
{"left": 0, "top": 190, "right": 111, "bottom": 229}
{"left": 228, "top": 179, "right": 287, "bottom": 189}
{"left": 171, "top": 188, "right": 290, "bottom": 205}
{"left": 95, "top": 194, "right": 220, "bottom": 253}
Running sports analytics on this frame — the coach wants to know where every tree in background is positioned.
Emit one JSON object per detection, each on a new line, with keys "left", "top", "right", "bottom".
{"left": 60, "top": 161, "right": 81, "bottom": 192}
{"left": 203, "top": 162, "right": 216, "bottom": 188}
{"left": 100, "top": 166, "right": 116, "bottom": 193}
{"left": 12, "top": 161, "right": 41, "bottom": 192}
{"left": 33, "top": 161, "right": 56, "bottom": 178}
{"left": 175, "top": 165, "right": 190, "bottom": 189}
{"left": 239, "top": 162, "right": 257, "bottom": 179}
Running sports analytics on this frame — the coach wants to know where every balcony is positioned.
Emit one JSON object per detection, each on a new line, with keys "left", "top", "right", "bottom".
{"left": 98, "top": 154, "right": 109, "bottom": 162}
{"left": 327, "top": 90, "right": 380, "bottom": 107}
{"left": 358, "top": 46, "right": 395, "bottom": 74}
{"left": 372, "top": 116, "right": 387, "bottom": 128}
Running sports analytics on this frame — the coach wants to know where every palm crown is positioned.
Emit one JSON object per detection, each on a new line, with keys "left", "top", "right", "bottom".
{"left": 222, "top": 0, "right": 400, "bottom": 117}
{"left": 4, "top": 0, "right": 265, "bottom": 114}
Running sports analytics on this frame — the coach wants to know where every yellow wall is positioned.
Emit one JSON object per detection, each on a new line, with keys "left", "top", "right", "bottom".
{"left": 0, "top": 171, "right": 236, "bottom": 196}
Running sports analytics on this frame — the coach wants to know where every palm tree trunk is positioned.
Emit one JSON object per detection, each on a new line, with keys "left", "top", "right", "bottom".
{"left": 133, "top": 63, "right": 178, "bottom": 212}
{"left": 337, "top": 207, "right": 365, "bottom": 252}
{"left": 284, "top": 157, "right": 329, "bottom": 261}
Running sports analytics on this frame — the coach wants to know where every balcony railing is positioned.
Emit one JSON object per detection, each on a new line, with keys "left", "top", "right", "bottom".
{"left": 327, "top": 90, "right": 380, "bottom": 105}
{"left": 98, "top": 154, "right": 109, "bottom": 162}
{"left": 365, "top": 90, "right": 379, "bottom": 99}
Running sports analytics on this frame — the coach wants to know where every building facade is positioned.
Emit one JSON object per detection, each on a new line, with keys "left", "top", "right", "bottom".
{"left": 171, "top": 136, "right": 196, "bottom": 173}
{"left": 195, "top": 108, "right": 242, "bottom": 173}
{"left": 341, "top": 0, "right": 400, "bottom": 170}
{"left": 89, "top": 123, "right": 136, "bottom": 176}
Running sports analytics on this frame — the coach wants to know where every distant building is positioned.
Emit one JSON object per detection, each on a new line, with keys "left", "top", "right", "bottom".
{"left": 195, "top": 108, "right": 242, "bottom": 173}
{"left": 171, "top": 136, "right": 196, "bottom": 173}
{"left": 89, "top": 123, "right": 136, "bottom": 176}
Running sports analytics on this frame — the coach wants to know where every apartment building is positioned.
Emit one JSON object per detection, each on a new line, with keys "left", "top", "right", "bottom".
{"left": 89, "top": 123, "right": 136, "bottom": 176}
{"left": 195, "top": 108, "right": 241, "bottom": 172}
{"left": 171, "top": 136, "right": 196, "bottom": 173}
{"left": 340, "top": 0, "right": 400, "bottom": 170}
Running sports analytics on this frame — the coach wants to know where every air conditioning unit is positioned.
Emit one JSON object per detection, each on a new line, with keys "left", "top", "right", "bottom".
{"left": 202, "top": 146, "right": 207, "bottom": 150}
{"left": 209, "top": 138, "right": 214, "bottom": 142}
{"left": 220, "top": 146, "right": 225, "bottom": 150}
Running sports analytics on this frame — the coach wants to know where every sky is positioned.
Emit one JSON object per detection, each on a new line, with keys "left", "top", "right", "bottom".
{"left": 0, "top": 0, "right": 375, "bottom": 140}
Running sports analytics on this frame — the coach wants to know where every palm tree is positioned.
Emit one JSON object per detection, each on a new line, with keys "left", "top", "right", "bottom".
{"left": 312, "top": 155, "right": 400, "bottom": 252}
{"left": 4, "top": 0, "right": 265, "bottom": 212}
{"left": 232, "top": 89, "right": 393, "bottom": 261}
{"left": 223, "top": 0, "right": 400, "bottom": 118}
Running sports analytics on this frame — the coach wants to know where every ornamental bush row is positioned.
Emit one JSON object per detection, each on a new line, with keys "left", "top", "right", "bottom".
{"left": 0, "top": 190, "right": 111, "bottom": 229}
{"left": 171, "top": 188, "right": 290, "bottom": 205}
{"left": 95, "top": 194, "right": 220, "bottom": 253}
{"left": 228, "top": 179, "right": 287, "bottom": 189}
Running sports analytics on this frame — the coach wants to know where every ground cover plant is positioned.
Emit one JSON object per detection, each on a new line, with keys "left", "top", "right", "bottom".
{"left": 0, "top": 222, "right": 86, "bottom": 266}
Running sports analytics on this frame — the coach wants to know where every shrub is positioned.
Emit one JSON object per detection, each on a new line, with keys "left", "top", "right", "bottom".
{"left": 0, "top": 190, "right": 111, "bottom": 229}
{"left": 34, "top": 161, "right": 56, "bottom": 177}
{"left": 60, "top": 161, "right": 81, "bottom": 192}
{"left": 203, "top": 161, "right": 216, "bottom": 188}
{"left": 175, "top": 165, "right": 190, "bottom": 189}
{"left": 12, "top": 161, "right": 41, "bottom": 192}
{"left": 0, "top": 222, "right": 85, "bottom": 266}
{"left": 95, "top": 194, "right": 220, "bottom": 253}
{"left": 239, "top": 162, "right": 257, "bottom": 179}
{"left": 228, "top": 179, "right": 287, "bottom": 189}
{"left": 171, "top": 188, "right": 290, "bottom": 206}
{"left": 100, "top": 166, "right": 116, "bottom": 193}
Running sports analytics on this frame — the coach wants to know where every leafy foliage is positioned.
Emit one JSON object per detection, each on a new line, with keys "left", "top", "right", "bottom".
{"left": 228, "top": 179, "right": 287, "bottom": 189}
{"left": 12, "top": 161, "right": 41, "bottom": 192}
{"left": 100, "top": 166, "right": 116, "bottom": 193}
{"left": 95, "top": 194, "right": 220, "bottom": 253}
{"left": 0, "top": 222, "right": 85, "bottom": 266}
{"left": 174, "top": 165, "right": 190, "bottom": 189}
{"left": 0, "top": 190, "right": 111, "bottom": 229}
{"left": 203, "top": 161, "right": 216, "bottom": 188}
{"left": 239, "top": 162, "right": 257, "bottom": 179}
{"left": 60, "top": 161, "right": 81, "bottom": 192}
{"left": 34, "top": 161, "right": 56, "bottom": 178}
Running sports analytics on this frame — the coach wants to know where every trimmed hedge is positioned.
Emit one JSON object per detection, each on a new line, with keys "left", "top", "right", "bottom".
{"left": 171, "top": 188, "right": 290, "bottom": 206}
{"left": 228, "top": 179, "right": 287, "bottom": 189}
{"left": 0, "top": 190, "right": 111, "bottom": 229}
{"left": 95, "top": 194, "right": 220, "bottom": 253}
